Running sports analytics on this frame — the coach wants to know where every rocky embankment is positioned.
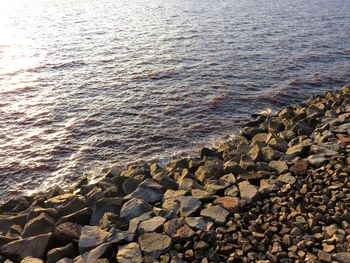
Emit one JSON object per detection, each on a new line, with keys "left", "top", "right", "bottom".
{"left": 1, "top": 85, "right": 350, "bottom": 263}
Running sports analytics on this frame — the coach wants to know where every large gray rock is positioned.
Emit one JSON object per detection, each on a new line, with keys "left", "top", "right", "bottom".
{"left": 78, "top": 226, "right": 111, "bottom": 254}
{"left": 117, "top": 242, "right": 143, "bottom": 263}
{"left": 126, "top": 179, "right": 164, "bottom": 203}
{"left": 0, "top": 233, "right": 52, "bottom": 261}
{"left": 238, "top": 181, "right": 259, "bottom": 203}
{"left": 200, "top": 205, "right": 229, "bottom": 224}
{"left": 120, "top": 198, "right": 152, "bottom": 221}
{"left": 138, "top": 233, "right": 172, "bottom": 258}
{"left": 195, "top": 158, "right": 224, "bottom": 183}
{"left": 22, "top": 213, "right": 55, "bottom": 238}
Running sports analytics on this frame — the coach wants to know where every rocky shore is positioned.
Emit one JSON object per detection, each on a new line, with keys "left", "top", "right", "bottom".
{"left": 1, "top": 85, "right": 350, "bottom": 263}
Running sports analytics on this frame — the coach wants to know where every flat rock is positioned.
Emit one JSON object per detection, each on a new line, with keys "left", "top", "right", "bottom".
{"left": 138, "top": 233, "right": 172, "bottom": 258}
{"left": 173, "top": 224, "right": 195, "bottom": 239}
{"left": 163, "top": 218, "right": 185, "bottom": 237}
{"left": 78, "top": 226, "right": 111, "bottom": 254}
{"left": 190, "top": 189, "right": 213, "bottom": 201}
{"left": 204, "top": 179, "right": 230, "bottom": 193}
{"left": 54, "top": 222, "right": 81, "bottom": 244}
{"left": 127, "top": 179, "right": 164, "bottom": 203}
{"left": 117, "top": 242, "right": 142, "bottom": 263}
{"left": 0, "top": 213, "right": 27, "bottom": 233}
{"left": 78, "top": 242, "right": 112, "bottom": 262}
{"left": 178, "top": 178, "right": 203, "bottom": 191}
{"left": 195, "top": 158, "right": 224, "bottom": 183}
{"left": 269, "top": 160, "right": 288, "bottom": 174}
{"left": 184, "top": 217, "right": 213, "bottom": 231}
{"left": 47, "top": 243, "right": 76, "bottom": 263}
{"left": 238, "top": 181, "right": 259, "bottom": 203}
{"left": 286, "top": 144, "right": 309, "bottom": 157}
{"left": 177, "top": 196, "right": 201, "bottom": 217}
{"left": 138, "top": 216, "right": 166, "bottom": 234}
{"left": 56, "top": 207, "right": 91, "bottom": 225}
{"left": 259, "top": 179, "right": 280, "bottom": 194}
{"left": 120, "top": 198, "right": 152, "bottom": 221}
{"left": 277, "top": 173, "right": 296, "bottom": 185}
{"left": 90, "top": 197, "right": 123, "bottom": 226}
{"left": 290, "top": 160, "right": 308, "bottom": 175}
{"left": 200, "top": 205, "right": 229, "bottom": 224}
{"left": 0, "top": 233, "right": 52, "bottom": 261}
{"left": 214, "top": 196, "right": 240, "bottom": 213}
{"left": 267, "top": 137, "right": 288, "bottom": 152}
{"left": 307, "top": 154, "right": 327, "bottom": 167}
{"left": 22, "top": 213, "right": 55, "bottom": 238}
{"left": 27, "top": 208, "right": 58, "bottom": 221}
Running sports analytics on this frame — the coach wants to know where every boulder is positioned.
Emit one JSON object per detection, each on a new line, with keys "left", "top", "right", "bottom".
{"left": 22, "top": 213, "right": 55, "bottom": 238}
{"left": 269, "top": 160, "right": 288, "bottom": 174}
{"left": 267, "top": 137, "right": 288, "bottom": 152}
{"left": 214, "top": 196, "right": 240, "bottom": 213}
{"left": 27, "top": 208, "right": 58, "bottom": 222}
{"left": 333, "top": 252, "right": 350, "bottom": 263}
{"left": 261, "top": 146, "right": 284, "bottom": 162}
{"left": 126, "top": 179, "right": 163, "bottom": 203}
{"left": 122, "top": 177, "right": 140, "bottom": 195}
{"left": 204, "top": 179, "right": 230, "bottom": 194}
{"left": 178, "top": 178, "right": 203, "bottom": 191}
{"left": 0, "top": 233, "right": 52, "bottom": 261}
{"left": 195, "top": 158, "right": 224, "bottom": 183}
{"left": 238, "top": 181, "right": 259, "bottom": 203}
{"left": 78, "top": 226, "right": 111, "bottom": 254}
{"left": 120, "top": 198, "right": 152, "bottom": 221}
{"left": 239, "top": 154, "right": 255, "bottom": 171}
{"left": 190, "top": 189, "right": 213, "bottom": 201}
{"left": 184, "top": 217, "right": 214, "bottom": 231}
{"left": 47, "top": 243, "right": 77, "bottom": 263}
{"left": 177, "top": 196, "right": 202, "bottom": 217}
{"left": 200, "top": 205, "right": 229, "bottom": 224}
{"left": 128, "top": 212, "right": 153, "bottom": 234}
{"left": 0, "top": 213, "right": 27, "bottom": 233}
{"left": 290, "top": 160, "right": 308, "bottom": 175}
{"left": 54, "top": 222, "right": 81, "bottom": 244}
{"left": 138, "top": 216, "right": 166, "bottom": 234}
{"left": 77, "top": 242, "right": 112, "bottom": 262}
{"left": 138, "top": 233, "right": 172, "bottom": 258}
{"left": 56, "top": 207, "right": 91, "bottom": 225}
{"left": 90, "top": 197, "right": 123, "bottom": 225}
{"left": 117, "top": 242, "right": 142, "bottom": 263}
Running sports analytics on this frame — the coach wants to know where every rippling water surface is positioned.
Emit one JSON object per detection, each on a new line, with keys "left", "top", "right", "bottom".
{"left": 0, "top": 0, "right": 349, "bottom": 198}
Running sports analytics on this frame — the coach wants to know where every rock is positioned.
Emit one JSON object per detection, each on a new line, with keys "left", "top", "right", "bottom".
{"left": 261, "top": 146, "right": 284, "bottom": 162}
{"left": 173, "top": 224, "right": 195, "bottom": 239}
{"left": 204, "top": 180, "right": 230, "bottom": 193}
{"left": 27, "top": 208, "right": 58, "bottom": 221}
{"left": 138, "top": 216, "right": 166, "bottom": 234}
{"left": 177, "top": 196, "right": 202, "bottom": 217}
{"left": 259, "top": 179, "right": 280, "bottom": 194}
{"left": 127, "top": 179, "right": 164, "bottom": 203}
{"left": 195, "top": 158, "right": 224, "bottom": 183}
{"left": 178, "top": 178, "right": 203, "bottom": 191}
{"left": 0, "top": 235, "right": 17, "bottom": 247}
{"left": 190, "top": 189, "right": 213, "bottom": 201}
{"left": 128, "top": 212, "right": 153, "bottom": 234}
{"left": 122, "top": 177, "right": 140, "bottom": 195}
{"left": 138, "top": 233, "right": 172, "bottom": 258}
{"left": 269, "top": 160, "right": 288, "bottom": 174}
{"left": 240, "top": 126, "right": 263, "bottom": 139}
{"left": 58, "top": 195, "right": 87, "bottom": 217}
{"left": 220, "top": 173, "right": 236, "bottom": 184}
{"left": 45, "top": 193, "right": 79, "bottom": 208}
{"left": 56, "top": 207, "right": 91, "bottom": 225}
{"left": 277, "top": 173, "right": 296, "bottom": 185}
{"left": 333, "top": 252, "right": 350, "bottom": 263}
{"left": 163, "top": 218, "right": 185, "bottom": 237}
{"left": 90, "top": 197, "right": 123, "bottom": 225}
{"left": 307, "top": 154, "right": 327, "bottom": 167}
{"left": 247, "top": 143, "right": 263, "bottom": 162}
{"left": 223, "top": 160, "right": 245, "bottom": 175}
{"left": 267, "top": 137, "right": 288, "bottom": 152}
{"left": 78, "top": 242, "right": 112, "bottom": 262}
{"left": 286, "top": 144, "right": 309, "bottom": 157}
{"left": 238, "top": 181, "right": 259, "bottom": 203}
{"left": 252, "top": 133, "right": 269, "bottom": 143}
{"left": 22, "top": 213, "right": 55, "bottom": 238}
{"left": 239, "top": 155, "right": 255, "bottom": 171}
{"left": 290, "top": 160, "right": 308, "bottom": 175}
{"left": 56, "top": 258, "right": 73, "bottom": 263}
{"left": 317, "top": 250, "right": 331, "bottom": 262}
{"left": 120, "top": 198, "right": 152, "bottom": 221}
{"left": 54, "top": 222, "right": 81, "bottom": 244}
{"left": 163, "top": 190, "right": 187, "bottom": 199}
{"left": 117, "top": 242, "right": 142, "bottom": 263}
{"left": 185, "top": 217, "right": 213, "bottom": 231}
{"left": 21, "top": 257, "right": 44, "bottom": 263}
{"left": 78, "top": 226, "right": 111, "bottom": 254}
{"left": 0, "top": 213, "right": 27, "bottom": 233}
{"left": 47, "top": 243, "right": 77, "bottom": 263}
{"left": 200, "top": 205, "right": 229, "bottom": 224}
{"left": 224, "top": 185, "right": 239, "bottom": 196}
{"left": 0, "top": 233, "right": 52, "bottom": 261}
{"left": 214, "top": 196, "right": 240, "bottom": 213}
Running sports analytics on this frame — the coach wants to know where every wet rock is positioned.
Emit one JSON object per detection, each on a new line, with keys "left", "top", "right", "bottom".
{"left": 138, "top": 233, "right": 172, "bottom": 258}
{"left": 238, "top": 181, "right": 259, "bottom": 203}
{"left": 214, "top": 196, "right": 240, "bottom": 213}
{"left": 22, "top": 213, "right": 55, "bottom": 238}
{"left": 47, "top": 243, "right": 77, "bottom": 263}
{"left": 45, "top": 193, "right": 79, "bottom": 208}
{"left": 138, "top": 216, "right": 166, "bottom": 234}
{"left": 126, "top": 179, "right": 164, "bottom": 203}
{"left": 200, "top": 205, "right": 229, "bottom": 224}
{"left": 120, "top": 198, "right": 152, "bottom": 221}
{"left": 90, "top": 197, "right": 123, "bottom": 225}
{"left": 200, "top": 147, "right": 221, "bottom": 159}
{"left": 195, "top": 158, "right": 224, "bottom": 183}
{"left": 152, "top": 171, "right": 178, "bottom": 191}
{"left": 78, "top": 226, "right": 111, "bottom": 254}
{"left": 240, "top": 126, "right": 263, "bottom": 139}
{"left": 54, "top": 222, "right": 81, "bottom": 244}
{"left": 0, "top": 233, "right": 52, "bottom": 261}
{"left": 184, "top": 217, "right": 213, "bottom": 231}
{"left": 269, "top": 160, "right": 288, "bottom": 174}
{"left": 117, "top": 242, "right": 142, "bottom": 263}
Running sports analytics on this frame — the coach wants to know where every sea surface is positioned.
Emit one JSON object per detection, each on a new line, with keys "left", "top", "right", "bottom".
{"left": 0, "top": 0, "right": 349, "bottom": 199}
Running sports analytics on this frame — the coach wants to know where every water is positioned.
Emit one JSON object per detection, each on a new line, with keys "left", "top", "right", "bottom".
{"left": 0, "top": 0, "right": 349, "bottom": 199}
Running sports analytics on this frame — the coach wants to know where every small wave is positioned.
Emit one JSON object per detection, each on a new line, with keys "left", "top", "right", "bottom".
{"left": 50, "top": 60, "right": 87, "bottom": 70}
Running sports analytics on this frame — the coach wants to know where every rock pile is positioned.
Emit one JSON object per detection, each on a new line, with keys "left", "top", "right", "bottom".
{"left": 1, "top": 85, "right": 350, "bottom": 262}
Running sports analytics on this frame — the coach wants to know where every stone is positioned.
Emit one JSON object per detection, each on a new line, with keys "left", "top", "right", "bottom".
{"left": 269, "top": 160, "right": 288, "bottom": 174}
{"left": 58, "top": 195, "right": 86, "bottom": 217}
{"left": 152, "top": 172, "right": 178, "bottom": 190}
{"left": 262, "top": 147, "right": 284, "bottom": 162}
{"left": 239, "top": 154, "right": 255, "bottom": 171}
{"left": 290, "top": 160, "right": 308, "bottom": 175}
{"left": 259, "top": 179, "right": 280, "bottom": 194}
{"left": 277, "top": 173, "right": 296, "bottom": 185}
{"left": 120, "top": 198, "right": 152, "bottom": 221}
{"left": 56, "top": 258, "right": 73, "bottom": 263}
{"left": 0, "top": 233, "right": 52, "bottom": 261}
{"left": 307, "top": 154, "right": 327, "bottom": 167}
{"left": 27, "top": 208, "right": 58, "bottom": 221}
{"left": 195, "top": 158, "right": 224, "bottom": 183}
{"left": 47, "top": 243, "right": 77, "bottom": 263}
{"left": 252, "top": 133, "right": 269, "bottom": 143}
{"left": 177, "top": 196, "right": 202, "bottom": 217}
{"left": 224, "top": 185, "right": 239, "bottom": 196}
{"left": 138, "top": 233, "right": 172, "bottom": 258}
{"left": 204, "top": 180, "right": 230, "bottom": 193}
{"left": 214, "top": 196, "right": 240, "bottom": 213}
{"left": 173, "top": 224, "right": 195, "bottom": 239}
{"left": 122, "top": 177, "right": 140, "bottom": 195}
{"left": 21, "top": 257, "right": 43, "bottom": 263}
{"left": 238, "top": 181, "right": 259, "bottom": 203}
{"left": 90, "top": 197, "right": 123, "bottom": 226}
{"left": 163, "top": 218, "right": 185, "bottom": 237}
{"left": 45, "top": 193, "right": 79, "bottom": 208}
{"left": 117, "top": 242, "right": 142, "bottom": 263}
{"left": 127, "top": 179, "right": 164, "bottom": 203}
{"left": 22, "top": 213, "right": 55, "bottom": 238}
{"left": 333, "top": 252, "right": 350, "bottom": 263}
{"left": 267, "top": 137, "right": 288, "bottom": 152}
{"left": 286, "top": 144, "right": 309, "bottom": 157}
{"left": 317, "top": 250, "right": 331, "bottom": 262}
{"left": 247, "top": 144, "right": 263, "bottom": 162}
{"left": 191, "top": 189, "right": 213, "bottom": 201}
{"left": 200, "top": 205, "right": 229, "bottom": 224}
{"left": 0, "top": 235, "right": 17, "bottom": 247}
{"left": 184, "top": 217, "right": 213, "bottom": 231}
{"left": 54, "top": 222, "right": 81, "bottom": 244}
{"left": 138, "top": 216, "right": 166, "bottom": 234}
{"left": 220, "top": 173, "right": 236, "bottom": 184}
{"left": 56, "top": 207, "right": 91, "bottom": 225}
{"left": 178, "top": 178, "right": 203, "bottom": 191}
{"left": 78, "top": 242, "right": 112, "bottom": 262}
{"left": 0, "top": 213, "right": 27, "bottom": 233}
{"left": 325, "top": 225, "right": 338, "bottom": 237}
{"left": 78, "top": 226, "right": 111, "bottom": 254}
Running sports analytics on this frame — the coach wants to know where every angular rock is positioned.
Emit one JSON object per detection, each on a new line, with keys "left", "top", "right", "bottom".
{"left": 195, "top": 158, "right": 224, "bottom": 183}
{"left": 307, "top": 154, "right": 327, "bottom": 167}
{"left": 0, "top": 233, "right": 52, "bottom": 261}
{"left": 117, "top": 242, "right": 142, "bottom": 263}
{"left": 78, "top": 242, "right": 112, "bottom": 262}
{"left": 333, "top": 252, "right": 350, "bottom": 263}
{"left": 22, "top": 213, "right": 55, "bottom": 238}
{"left": 262, "top": 146, "right": 284, "bottom": 162}
{"left": 267, "top": 137, "right": 288, "bottom": 152}
{"left": 214, "top": 196, "right": 240, "bottom": 213}
{"left": 178, "top": 178, "right": 203, "bottom": 191}
{"left": 200, "top": 205, "right": 229, "bottom": 224}
{"left": 190, "top": 189, "right": 213, "bottom": 201}
{"left": 27, "top": 208, "right": 58, "bottom": 222}
{"left": 173, "top": 224, "right": 195, "bottom": 239}
{"left": 184, "top": 217, "right": 213, "bottom": 231}
{"left": 126, "top": 179, "right": 163, "bottom": 203}
{"left": 290, "top": 160, "right": 308, "bottom": 175}
{"left": 238, "top": 181, "right": 259, "bottom": 203}
{"left": 286, "top": 144, "right": 309, "bottom": 157}
{"left": 259, "top": 179, "right": 280, "bottom": 194}
{"left": 138, "top": 216, "right": 166, "bottom": 234}
{"left": 78, "top": 226, "right": 111, "bottom": 254}
{"left": 204, "top": 180, "right": 230, "bottom": 194}
{"left": 269, "top": 160, "right": 288, "bottom": 174}
{"left": 122, "top": 177, "right": 140, "bottom": 195}
{"left": 90, "top": 197, "right": 123, "bottom": 225}
{"left": 239, "top": 154, "right": 255, "bottom": 171}
{"left": 54, "top": 222, "right": 81, "bottom": 244}
{"left": 138, "top": 233, "right": 172, "bottom": 258}
{"left": 47, "top": 243, "right": 77, "bottom": 263}
{"left": 57, "top": 207, "right": 91, "bottom": 225}
{"left": 224, "top": 185, "right": 239, "bottom": 196}
{"left": 21, "top": 257, "right": 44, "bottom": 263}
{"left": 0, "top": 213, "right": 27, "bottom": 233}
{"left": 177, "top": 196, "right": 201, "bottom": 217}
{"left": 120, "top": 198, "right": 152, "bottom": 221}
{"left": 277, "top": 173, "right": 296, "bottom": 185}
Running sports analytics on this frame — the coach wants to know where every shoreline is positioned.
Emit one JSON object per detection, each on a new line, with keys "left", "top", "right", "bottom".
{"left": 0, "top": 84, "right": 350, "bottom": 262}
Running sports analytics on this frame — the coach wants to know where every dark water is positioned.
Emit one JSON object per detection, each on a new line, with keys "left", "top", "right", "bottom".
{"left": 0, "top": 0, "right": 349, "bottom": 198}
